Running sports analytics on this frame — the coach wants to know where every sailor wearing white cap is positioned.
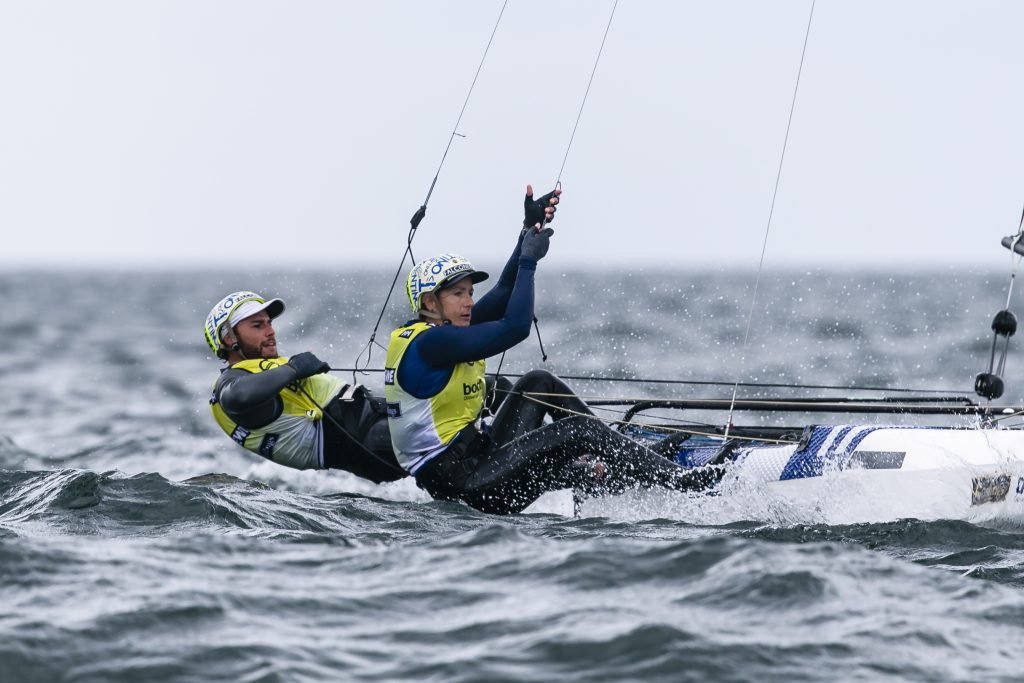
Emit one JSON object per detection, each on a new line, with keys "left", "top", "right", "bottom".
{"left": 203, "top": 291, "right": 404, "bottom": 482}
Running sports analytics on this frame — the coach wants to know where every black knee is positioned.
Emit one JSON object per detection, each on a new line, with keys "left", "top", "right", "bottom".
{"left": 559, "top": 415, "right": 603, "bottom": 434}
{"left": 520, "top": 369, "right": 555, "bottom": 384}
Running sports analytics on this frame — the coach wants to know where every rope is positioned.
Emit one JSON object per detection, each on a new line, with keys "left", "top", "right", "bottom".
{"left": 493, "top": 0, "right": 619, "bottom": 382}
{"left": 328, "top": 366, "right": 966, "bottom": 395}
{"left": 724, "top": 0, "right": 816, "bottom": 439}
{"left": 988, "top": 408, "right": 1024, "bottom": 425}
{"left": 290, "top": 383, "right": 406, "bottom": 477}
{"left": 422, "top": 0, "right": 510, "bottom": 208}
{"left": 503, "top": 390, "right": 986, "bottom": 413}
{"left": 976, "top": 203, "right": 1024, "bottom": 401}
{"left": 353, "top": 0, "right": 510, "bottom": 381}
{"left": 1002, "top": 205, "right": 1024, "bottom": 311}
{"left": 555, "top": 0, "right": 619, "bottom": 186}
{"left": 504, "top": 389, "right": 798, "bottom": 445}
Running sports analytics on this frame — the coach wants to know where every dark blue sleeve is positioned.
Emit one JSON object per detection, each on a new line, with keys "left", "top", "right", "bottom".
{"left": 472, "top": 232, "right": 524, "bottom": 324}
{"left": 415, "top": 257, "right": 536, "bottom": 368}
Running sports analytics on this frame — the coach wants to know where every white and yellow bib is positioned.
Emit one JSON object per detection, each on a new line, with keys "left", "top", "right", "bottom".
{"left": 384, "top": 323, "right": 486, "bottom": 473}
{"left": 211, "top": 356, "right": 347, "bottom": 469}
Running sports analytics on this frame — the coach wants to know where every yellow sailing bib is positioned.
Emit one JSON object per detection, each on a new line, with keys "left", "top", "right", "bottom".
{"left": 384, "top": 322, "right": 486, "bottom": 473}
{"left": 210, "top": 356, "right": 347, "bottom": 469}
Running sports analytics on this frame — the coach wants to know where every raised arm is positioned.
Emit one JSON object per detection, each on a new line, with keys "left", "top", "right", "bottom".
{"left": 419, "top": 256, "right": 538, "bottom": 365}
{"left": 471, "top": 235, "right": 524, "bottom": 323}
{"left": 473, "top": 185, "right": 561, "bottom": 323}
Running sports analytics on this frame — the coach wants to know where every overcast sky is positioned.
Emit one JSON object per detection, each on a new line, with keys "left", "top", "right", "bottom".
{"left": 2, "top": 0, "right": 1023, "bottom": 270}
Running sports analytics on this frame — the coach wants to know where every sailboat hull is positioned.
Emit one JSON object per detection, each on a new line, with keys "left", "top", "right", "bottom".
{"left": 529, "top": 425, "right": 1024, "bottom": 524}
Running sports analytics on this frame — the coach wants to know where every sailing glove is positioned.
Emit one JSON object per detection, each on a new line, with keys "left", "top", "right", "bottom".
{"left": 287, "top": 352, "right": 330, "bottom": 379}
{"left": 523, "top": 188, "right": 558, "bottom": 228}
{"left": 520, "top": 226, "right": 554, "bottom": 262}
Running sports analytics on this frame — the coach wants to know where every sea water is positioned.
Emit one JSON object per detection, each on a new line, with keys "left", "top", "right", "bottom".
{"left": 3, "top": 267, "right": 1024, "bottom": 682}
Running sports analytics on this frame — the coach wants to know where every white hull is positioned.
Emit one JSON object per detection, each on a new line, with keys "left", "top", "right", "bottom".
{"left": 527, "top": 426, "right": 1024, "bottom": 525}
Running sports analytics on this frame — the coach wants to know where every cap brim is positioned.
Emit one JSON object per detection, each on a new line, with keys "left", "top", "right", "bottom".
{"left": 263, "top": 298, "right": 285, "bottom": 320}
{"left": 444, "top": 271, "right": 490, "bottom": 288}
{"left": 229, "top": 297, "right": 286, "bottom": 327}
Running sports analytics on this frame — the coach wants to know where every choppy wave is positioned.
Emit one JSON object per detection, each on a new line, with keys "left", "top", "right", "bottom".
{"left": 4, "top": 269, "right": 1024, "bottom": 681}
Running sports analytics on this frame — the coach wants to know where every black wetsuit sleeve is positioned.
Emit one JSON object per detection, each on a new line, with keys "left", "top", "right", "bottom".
{"left": 416, "top": 256, "right": 536, "bottom": 366}
{"left": 472, "top": 232, "right": 524, "bottom": 324}
{"left": 216, "top": 365, "right": 301, "bottom": 429}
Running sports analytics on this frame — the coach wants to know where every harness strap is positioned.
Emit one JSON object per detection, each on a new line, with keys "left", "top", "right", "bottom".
{"left": 339, "top": 383, "right": 362, "bottom": 401}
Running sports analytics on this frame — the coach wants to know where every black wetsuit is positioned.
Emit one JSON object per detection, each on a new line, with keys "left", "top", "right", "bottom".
{"left": 215, "top": 366, "right": 405, "bottom": 483}
{"left": 415, "top": 370, "right": 720, "bottom": 514}
{"left": 395, "top": 236, "right": 720, "bottom": 513}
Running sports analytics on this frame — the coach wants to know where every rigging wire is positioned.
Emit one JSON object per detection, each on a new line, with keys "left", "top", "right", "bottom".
{"left": 504, "top": 391, "right": 799, "bottom": 445}
{"left": 988, "top": 408, "right": 1024, "bottom": 425}
{"left": 576, "top": 402, "right": 801, "bottom": 441}
{"left": 555, "top": 0, "right": 619, "bottom": 187}
{"left": 514, "top": 391, "right": 989, "bottom": 413}
{"left": 290, "top": 382, "right": 406, "bottom": 477}
{"left": 997, "top": 206, "right": 1024, "bottom": 378}
{"left": 488, "top": 388, "right": 1012, "bottom": 442}
{"left": 974, "top": 204, "right": 1024, "bottom": 405}
{"left": 723, "top": 0, "right": 816, "bottom": 439}
{"left": 352, "top": 0, "right": 510, "bottom": 382}
{"left": 1002, "top": 205, "right": 1024, "bottom": 312}
{"left": 493, "top": 0, "right": 619, "bottom": 381}
{"left": 326, "top": 366, "right": 968, "bottom": 395}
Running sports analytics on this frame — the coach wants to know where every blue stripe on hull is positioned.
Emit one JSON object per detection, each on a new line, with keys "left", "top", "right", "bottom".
{"left": 780, "top": 426, "right": 883, "bottom": 480}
